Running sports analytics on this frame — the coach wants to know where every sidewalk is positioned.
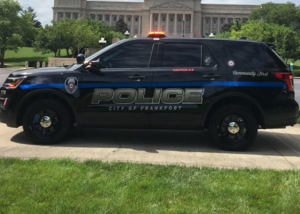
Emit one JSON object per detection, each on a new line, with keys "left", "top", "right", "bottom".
{"left": 0, "top": 123, "right": 299, "bottom": 170}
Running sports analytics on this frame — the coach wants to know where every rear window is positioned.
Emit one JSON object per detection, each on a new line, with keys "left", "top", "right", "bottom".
{"left": 225, "top": 45, "right": 287, "bottom": 69}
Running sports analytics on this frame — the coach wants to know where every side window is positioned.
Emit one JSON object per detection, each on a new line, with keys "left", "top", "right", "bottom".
{"left": 202, "top": 46, "right": 217, "bottom": 67}
{"left": 225, "top": 45, "right": 286, "bottom": 68}
{"left": 162, "top": 43, "right": 201, "bottom": 67}
{"left": 100, "top": 42, "right": 153, "bottom": 68}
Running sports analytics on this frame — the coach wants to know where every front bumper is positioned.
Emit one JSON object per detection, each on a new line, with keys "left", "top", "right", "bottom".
{"left": 0, "top": 102, "right": 18, "bottom": 128}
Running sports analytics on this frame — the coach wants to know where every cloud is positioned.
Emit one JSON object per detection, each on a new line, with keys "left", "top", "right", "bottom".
{"left": 17, "top": 0, "right": 297, "bottom": 26}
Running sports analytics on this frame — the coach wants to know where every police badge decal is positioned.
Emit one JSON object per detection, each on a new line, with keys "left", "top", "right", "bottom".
{"left": 65, "top": 77, "right": 78, "bottom": 94}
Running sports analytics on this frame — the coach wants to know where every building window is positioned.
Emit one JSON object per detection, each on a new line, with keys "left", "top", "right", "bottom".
{"left": 74, "top": 14, "right": 78, "bottom": 19}
{"left": 60, "top": 13, "right": 63, "bottom": 18}
{"left": 91, "top": 15, "right": 95, "bottom": 20}
{"left": 206, "top": 19, "right": 208, "bottom": 24}
{"left": 162, "top": 17, "right": 166, "bottom": 22}
{"left": 135, "top": 28, "right": 138, "bottom": 34}
{"left": 205, "top": 29, "right": 209, "bottom": 36}
{"left": 113, "top": 16, "right": 117, "bottom": 21}
{"left": 120, "top": 16, "right": 124, "bottom": 20}
{"left": 127, "top": 27, "right": 130, "bottom": 33}
{"left": 186, "top": 26, "right": 190, "bottom": 34}
{"left": 213, "top": 30, "right": 216, "bottom": 35}
{"left": 213, "top": 19, "right": 216, "bottom": 24}
{"left": 178, "top": 17, "right": 181, "bottom": 22}
{"left": 228, "top": 19, "right": 231, "bottom": 23}
{"left": 170, "top": 17, "right": 173, "bottom": 22}
{"left": 106, "top": 16, "right": 109, "bottom": 21}
{"left": 169, "top": 26, "right": 174, "bottom": 34}
{"left": 128, "top": 17, "right": 131, "bottom": 22}
{"left": 154, "top": 16, "right": 158, "bottom": 21}
{"left": 135, "top": 17, "right": 138, "bottom": 22}
{"left": 221, "top": 19, "right": 224, "bottom": 24}
{"left": 162, "top": 26, "right": 165, "bottom": 31}
{"left": 98, "top": 15, "right": 102, "bottom": 21}
{"left": 186, "top": 17, "right": 190, "bottom": 22}
{"left": 178, "top": 26, "right": 182, "bottom": 34}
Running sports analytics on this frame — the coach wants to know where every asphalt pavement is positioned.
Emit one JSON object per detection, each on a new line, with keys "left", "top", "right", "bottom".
{"left": 0, "top": 68, "right": 300, "bottom": 169}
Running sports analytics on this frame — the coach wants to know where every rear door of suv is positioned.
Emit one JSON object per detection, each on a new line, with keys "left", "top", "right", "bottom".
{"left": 150, "top": 39, "right": 228, "bottom": 129}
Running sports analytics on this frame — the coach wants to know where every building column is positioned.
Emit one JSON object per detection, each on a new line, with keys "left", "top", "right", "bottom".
{"left": 166, "top": 13, "right": 169, "bottom": 35}
{"left": 174, "top": 13, "right": 177, "bottom": 35}
{"left": 131, "top": 15, "right": 134, "bottom": 34}
{"left": 158, "top": 13, "right": 161, "bottom": 31}
{"left": 202, "top": 17, "right": 205, "bottom": 36}
{"left": 150, "top": 13, "right": 153, "bottom": 31}
{"left": 139, "top": 15, "right": 142, "bottom": 36}
{"left": 210, "top": 17, "right": 213, "bottom": 34}
{"left": 226, "top": 17, "right": 228, "bottom": 24}
{"left": 55, "top": 13, "right": 59, "bottom": 22}
{"left": 191, "top": 14, "right": 194, "bottom": 36}
{"left": 217, "top": 17, "right": 220, "bottom": 34}
{"left": 109, "top": 14, "right": 112, "bottom": 26}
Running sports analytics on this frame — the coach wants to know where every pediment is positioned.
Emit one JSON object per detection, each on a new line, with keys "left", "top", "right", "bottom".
{"left": 151, "top": 1, "right": 192, "bottom": 10}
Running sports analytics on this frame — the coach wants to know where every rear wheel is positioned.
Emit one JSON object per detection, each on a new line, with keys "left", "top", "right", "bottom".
{"left": 208, "top": 104, "right": 258, "bottom": 151}
{"left": 22, "top": 99, "right": 72, "bottom": 144}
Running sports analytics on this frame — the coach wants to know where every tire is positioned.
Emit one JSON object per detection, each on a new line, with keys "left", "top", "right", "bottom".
{"left": 208, "top": 104, "right": 258, "bottom": 151}
{"left": 22, "top": 99, "right": 72, "bottom": 144}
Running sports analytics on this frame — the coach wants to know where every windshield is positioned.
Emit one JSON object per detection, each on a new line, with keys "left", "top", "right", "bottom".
{"left": 68, "top": 40, "right": 124, "bottom": 69}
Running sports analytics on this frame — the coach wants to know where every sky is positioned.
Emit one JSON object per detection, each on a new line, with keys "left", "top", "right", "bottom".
{"left": 17, "top": 0, "right": 300, "bottom": 26}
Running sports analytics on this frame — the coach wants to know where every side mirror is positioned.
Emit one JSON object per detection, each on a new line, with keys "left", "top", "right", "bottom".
{"left": 87, "top": 59, "right": 101, "bottom": 71}
{"left": 76, "top": 54, "right": 85, "bottom": 64}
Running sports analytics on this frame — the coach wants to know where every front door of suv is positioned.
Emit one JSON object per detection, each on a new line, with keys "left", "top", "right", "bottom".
{"left": 81, "top": 40, "right": 156, "bottom": 128}
{"left": 151, "top": 41, "right": 227, "bottom": 129}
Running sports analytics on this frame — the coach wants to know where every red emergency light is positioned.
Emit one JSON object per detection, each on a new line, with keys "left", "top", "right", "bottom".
{"left": 148, "top": 31, "right": 166, "bottom": 38}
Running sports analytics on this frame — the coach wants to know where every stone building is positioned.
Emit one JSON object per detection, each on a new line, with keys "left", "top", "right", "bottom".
{"left": 53, "top": 0, "right": 260, "bottom": 37}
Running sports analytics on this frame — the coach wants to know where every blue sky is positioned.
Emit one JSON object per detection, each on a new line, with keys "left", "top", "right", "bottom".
{"left": 17, "top": 0, "right": 299, "bottom": 26}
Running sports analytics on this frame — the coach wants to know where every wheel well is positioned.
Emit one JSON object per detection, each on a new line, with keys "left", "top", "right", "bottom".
{"left": 204, "top": 96, "right": 264, "bottom": 129}
{"left": 16, "top": 93, "right": 76, "bottom": 127}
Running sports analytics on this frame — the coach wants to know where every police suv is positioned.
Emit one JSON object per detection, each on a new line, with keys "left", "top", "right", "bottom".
{"left": 0, "top": 32, "right": 299, "bottom": 150}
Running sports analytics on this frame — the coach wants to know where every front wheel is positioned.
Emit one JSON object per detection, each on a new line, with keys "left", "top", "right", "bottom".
{"left": 208, "top": 104, "right": 258, "bottom": 151}
{"left": 22, "top": 99, "right": 72, "bottom": 144}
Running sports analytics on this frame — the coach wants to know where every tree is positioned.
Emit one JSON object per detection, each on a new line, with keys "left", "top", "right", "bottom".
{"left": 0, "top": 0, "right": 34, "bottom": 66}
{"left": 221, "top": 23, "right": 233, "bottom": 33}
{"left": 114, "top": 18, "right": 128, "bottom": 34}
{"left": 250, "top": 2, "right": 300, "bottom": 36}
{"left": 34, "top": 18, "right": 126, "bottom": 58}
{"left": 21, "top": 7, "right": 41, "bottom": 47}
{"left": 23, "top": 7, "right": 41, "bottom": 28}
{"left": 231, "top": 20, "right": 300, "bottom": 63}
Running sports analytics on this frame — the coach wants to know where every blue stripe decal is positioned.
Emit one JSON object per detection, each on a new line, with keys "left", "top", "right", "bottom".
{"left": 20, "top": 83, "right": 64, "bottom": 89}
{"left": 20, "top": 81, "right": 286, "bottom": 89}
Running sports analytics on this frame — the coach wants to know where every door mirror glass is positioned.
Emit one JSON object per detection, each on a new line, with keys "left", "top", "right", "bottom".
{"left": 77, "top": 54, "right": 85, "bottom": 64}
{"left": 87, "top": 59, "right": 102, "bottom": 71}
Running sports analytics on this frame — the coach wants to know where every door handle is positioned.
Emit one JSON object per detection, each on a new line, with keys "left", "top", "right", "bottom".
{"left": 203, "top": 74, "right": 220, "bottom": 80}
{"left": 129, "top": 75, "right": 146, "bottom": 81}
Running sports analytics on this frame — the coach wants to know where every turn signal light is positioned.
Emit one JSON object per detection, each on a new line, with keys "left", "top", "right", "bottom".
{"left": 272, "top": 72, "right": 294, "bottom": 91}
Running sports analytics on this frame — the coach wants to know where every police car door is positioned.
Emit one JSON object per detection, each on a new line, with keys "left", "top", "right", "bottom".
{"left": 151, "top": 40, "right": 226, "bottom": 129}
{"left": 81, "top": 40, "right": 155, "bottom": 128}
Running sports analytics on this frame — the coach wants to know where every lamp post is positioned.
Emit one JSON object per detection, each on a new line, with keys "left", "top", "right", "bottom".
{"left": 124, "top": 30, "right": 130, "bottom": 39}
{"left": 99, "top": 38, "right": 107, "bottom": 49}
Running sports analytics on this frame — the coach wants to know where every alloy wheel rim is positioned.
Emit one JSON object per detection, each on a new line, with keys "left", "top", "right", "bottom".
{"left": 29, "top": 108, "right": 59, "bottom": 138}
{"left": 219, "top": 114, "right": 247, "bottom": 142}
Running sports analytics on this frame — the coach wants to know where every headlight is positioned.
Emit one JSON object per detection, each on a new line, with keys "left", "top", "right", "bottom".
{"left": 3, "top": 76, "right": 27, "bottom": 89}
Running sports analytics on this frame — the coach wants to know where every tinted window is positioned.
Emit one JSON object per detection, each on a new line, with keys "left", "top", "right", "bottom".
{"left": 100, "top": 43, "right": 153, "bottom": 68}
{"left": 226, "top": 45, "right": 286, "bottom": 68}
{"left": 162, "top": 43, "right": 201, "bottom": 67}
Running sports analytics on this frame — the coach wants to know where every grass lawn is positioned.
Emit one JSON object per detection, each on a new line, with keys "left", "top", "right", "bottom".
{"left": 3, "top": 47, "right": 67, "bottom": 67}
{"left": 293, "top": 60, "right": 300, "bottom": 76}
{"left": 0, "top": 158, "right": 300, "bottom": 213}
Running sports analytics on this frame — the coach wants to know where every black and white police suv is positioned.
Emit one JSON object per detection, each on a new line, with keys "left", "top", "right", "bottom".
{"left": 0, "top": 31, "right": 299, "bottom": 150}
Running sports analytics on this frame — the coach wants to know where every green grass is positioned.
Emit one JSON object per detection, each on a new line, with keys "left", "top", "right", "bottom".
{"left": 0, "top": 158, "right": 300, "bottom": 213}
{"left": 3, "top": 47, "right": 67, "bottom": 67}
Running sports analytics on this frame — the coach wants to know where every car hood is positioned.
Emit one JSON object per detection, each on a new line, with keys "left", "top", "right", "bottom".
{"left": 10, "top": 67, "right": 68, "bottom": 77}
